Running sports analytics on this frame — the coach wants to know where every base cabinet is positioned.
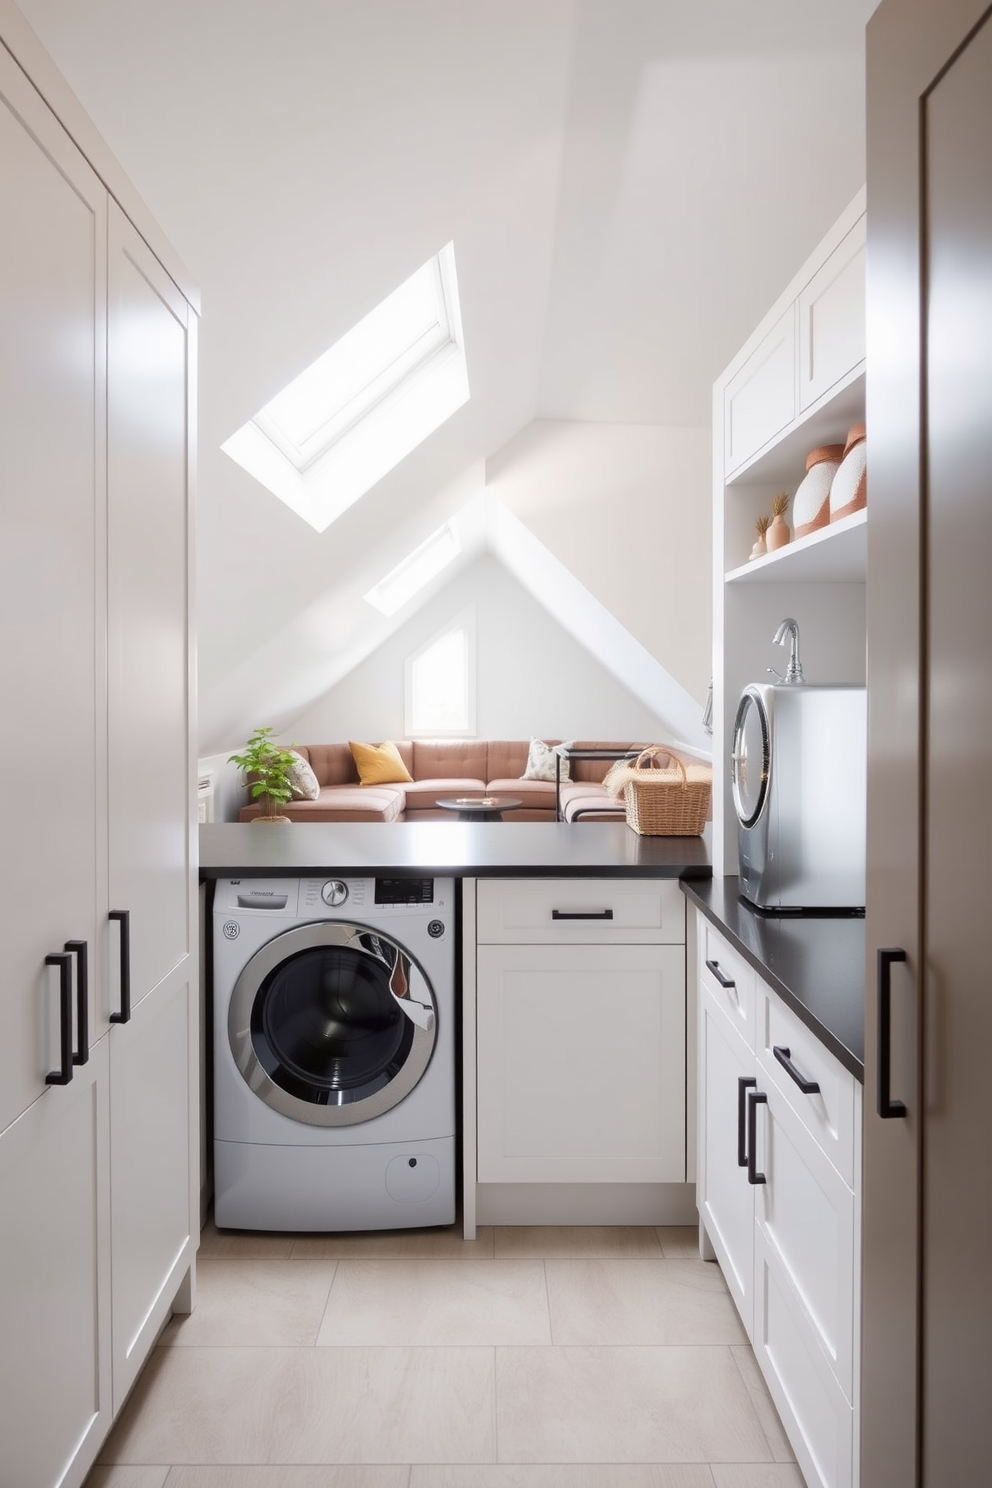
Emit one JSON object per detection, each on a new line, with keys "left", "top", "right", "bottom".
{"left": 697, "top": 914, "right": 861, "bottom": 1488}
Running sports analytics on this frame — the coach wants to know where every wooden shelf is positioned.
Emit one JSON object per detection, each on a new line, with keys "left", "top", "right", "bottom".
{"left": 726, "top": 508, "right": 866, "bottom": 585}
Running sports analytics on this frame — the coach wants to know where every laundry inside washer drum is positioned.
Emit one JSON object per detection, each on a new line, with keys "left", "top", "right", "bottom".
{"left": 251, "top": 947, "right": 414, "bottom": 1105}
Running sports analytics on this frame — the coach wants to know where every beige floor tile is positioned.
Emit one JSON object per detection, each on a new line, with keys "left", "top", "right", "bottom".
{"left": 318, "top": 1260, "right": 551, "bottom": 1347}
{"left": 160, "top": 1258, "right": 337, "bottom": 1347}
{"left": 656, "top": 1227, "right": 703, "bottom": 1260}
{"left": 198, "top": 1216, "right": 295, "bottom": 1259}
{"left": 163, "top": 1470, "right": 410, "bottom": 1487}
{"left": 83, "top": 1470, "right": 170, "bottom": 1488}
{"left": 411, "top": 1468, "right": 715, "bottom": 1487}
{"left": 711, "top": 1468, "right": 807, "bottom": 1488}
{"left": 730, "top": 1348, "right": 796, "bottom": 1463}
{"left": 494, "top": 1226, "right": 662, "bottom": 1259}
{"left": 292, "top": 1225, "right": 494, "bottom": 1259}
{"left": 545, "top": 1259, "right": 748, "bottom": 1347}
{"left": 100, "top": 1345, "right": 495, "bottom": 1465}
{"left": 495, "top": 1346, "right": 772, "bottom": 1463}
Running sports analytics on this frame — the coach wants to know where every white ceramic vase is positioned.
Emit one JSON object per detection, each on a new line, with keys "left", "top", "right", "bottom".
{"left": 792, "top": 443, "right": 845, "bottom": 539}
{"left": 829, "top": 422, "right": 867, "bottom": 522}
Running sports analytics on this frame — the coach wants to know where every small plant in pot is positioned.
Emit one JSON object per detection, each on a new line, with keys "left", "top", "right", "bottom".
{"left": 229, "top": 726, "right": 298, "bottom": 824}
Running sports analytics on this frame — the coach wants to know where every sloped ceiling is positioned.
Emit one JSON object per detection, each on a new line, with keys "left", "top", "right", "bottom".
{"left": 15, "top": 0, "right": 877, "bottom": 753}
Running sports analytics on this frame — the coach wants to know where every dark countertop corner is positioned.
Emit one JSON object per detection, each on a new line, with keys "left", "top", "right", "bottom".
{"left": 682, "top": 877, "right": 865, "bottom": 1080}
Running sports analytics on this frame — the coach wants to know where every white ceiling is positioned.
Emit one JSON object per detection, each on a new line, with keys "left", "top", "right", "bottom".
{"left": 15, "top": 0, "right": 876, "bottom": 752}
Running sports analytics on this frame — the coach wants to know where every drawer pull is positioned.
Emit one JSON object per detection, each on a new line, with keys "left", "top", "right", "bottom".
{"left": 738, "top": 1075, "right": 757, "bottom": 1166}
{"left": 877, "top": 946, "right": 908, "bottom": 1118}
{"left": 551, "top": 909, "right": 614, "bottom": 921}
{"left": 705, "top": 958, "right": 735, "bottom": 989}
{"left": 746, "top": 1089, "right": 768, "bottom": 1185}
{"left": 773, "top": 1045, "right": 820, "bottom": 1095}
{"left": 64, "top": 940, "right": 89, "bottom": 1066}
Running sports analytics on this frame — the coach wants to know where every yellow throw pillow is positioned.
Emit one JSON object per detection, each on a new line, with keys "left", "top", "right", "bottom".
{"left": 349, "top": 739, "right": 413, "bottom": 786}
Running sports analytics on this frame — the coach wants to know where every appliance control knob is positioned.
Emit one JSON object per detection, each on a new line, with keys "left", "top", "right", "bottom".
{"left": 427, "top": 919, "right": 445, "bottom": 938}
{"left": 321, "top": 880, "right": 349, "bottom": 907}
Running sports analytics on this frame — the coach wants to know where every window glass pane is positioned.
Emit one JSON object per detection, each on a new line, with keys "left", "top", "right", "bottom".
{"left": 411, "top": 627, "right": 467, "bottom": 734}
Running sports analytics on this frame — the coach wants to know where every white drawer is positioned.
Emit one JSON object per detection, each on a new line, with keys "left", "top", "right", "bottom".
{"left": 756, "top": 981, "right": 856, "bottom": 1187}
{"left": 476, "top": 878, "right": 685, "bottom": 944}
{"left": 697, "top": 918, "right": 756, "bottom": 1051}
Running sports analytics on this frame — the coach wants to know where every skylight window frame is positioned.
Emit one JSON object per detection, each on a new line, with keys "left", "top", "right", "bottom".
{"left": 363, "top": 522, "right": 461, "bottom": 617}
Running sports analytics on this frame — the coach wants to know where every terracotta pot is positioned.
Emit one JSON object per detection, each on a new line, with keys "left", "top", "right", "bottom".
{"left": 793, "top": 443, "right": 845, "bottom": 538}
{"left": 830, "top": 422, "right": 867, "bottom": 522}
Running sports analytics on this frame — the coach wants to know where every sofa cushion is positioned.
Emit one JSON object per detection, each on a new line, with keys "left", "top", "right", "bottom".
{"left": 411, "top": 739, "right": 489, "bottom": 781}
{"left": 402, "top": 778, "right": 487, "bottom": 810}
{"left": 487, "top": 777, "right": 557, "bottom": 811}
{"left": 239, "top": 784, "right": 405, "bottom": 823}
{"left": 522, "top": 737, "right": 569, "bottom": 783}
{"left": 349, "top": 739, "right": 414, "bottom": 786}
{"left": 286, "top": 750, "right": 320, "bottom": 801}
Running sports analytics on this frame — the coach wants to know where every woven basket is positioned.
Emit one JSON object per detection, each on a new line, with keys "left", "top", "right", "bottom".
{"left": 621, "top": 749, "right": 711, "bottom": 837}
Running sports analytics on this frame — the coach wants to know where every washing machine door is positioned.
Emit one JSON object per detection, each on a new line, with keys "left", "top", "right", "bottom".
{"left": 228, "top": 921, "right": 437, "bottom": 1127}
{"left": 732, "top": 685, "right": 771, "bottom": 829}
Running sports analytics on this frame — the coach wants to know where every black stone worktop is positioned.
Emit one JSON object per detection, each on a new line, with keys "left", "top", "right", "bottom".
{"left": 199, "top": 820, "right": 712, "bottom": 880}
{"left": 682, "top": 877, "right": 865, "bottom": 1080}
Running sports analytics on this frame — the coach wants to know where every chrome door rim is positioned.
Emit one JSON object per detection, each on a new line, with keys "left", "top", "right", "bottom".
{"left": 228, "top": 920, "right": 437, "bottom": 1127}
{"left": 732, "top": 686, "right": 771, "bottom": 829}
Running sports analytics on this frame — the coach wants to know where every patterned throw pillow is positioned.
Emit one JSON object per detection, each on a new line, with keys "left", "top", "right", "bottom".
{"left": 521, "top": 738, "right": 570, "bottom": 783}
{"left": 286, "top": 750, "right": 320, "bottom": 801}
{"left": 349, "top": 739, "right": 414, "bottom": 786}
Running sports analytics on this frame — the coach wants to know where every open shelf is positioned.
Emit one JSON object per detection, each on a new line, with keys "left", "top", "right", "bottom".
{"left": 726, "top": 508, "right": 866, "bottom": 585}
{"left": 726, "top": 369, "right": 865, "bottom": 491}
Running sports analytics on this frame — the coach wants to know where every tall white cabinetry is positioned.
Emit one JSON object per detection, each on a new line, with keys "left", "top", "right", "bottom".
{"left": 712, "top": 190, "right": 868, "bottom": 875}
{"left": 0, "top": 13, "right": 198, "bottom": 1486}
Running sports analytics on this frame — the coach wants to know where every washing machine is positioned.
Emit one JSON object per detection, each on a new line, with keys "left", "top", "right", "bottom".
{"left": 213, "top": 875, "right": 456, "bottom": 1231}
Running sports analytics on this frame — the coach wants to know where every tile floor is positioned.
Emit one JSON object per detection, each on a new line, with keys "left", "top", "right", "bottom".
{"left": 85, "top": 1220, "right": 804, "bottom": 1488}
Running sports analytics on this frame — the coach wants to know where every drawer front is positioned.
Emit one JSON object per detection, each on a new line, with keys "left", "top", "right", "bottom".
{"left": 756, "top": 982, "right": 856, "bottom": 1186}
{"left": 698, "top": 918, "right": 756, "bottom": 1051}
{"left": 476, "top": 878, "right": 685, "bottom": 944}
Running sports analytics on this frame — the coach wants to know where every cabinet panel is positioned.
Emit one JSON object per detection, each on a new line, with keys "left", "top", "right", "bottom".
{"left": 757, "top": 984, "right": 856, "bottom": 1186}
{"left": 724, "top": 304, "right": 796, "bottom": 475}
{"left": 477, "top": 944, "right": 685, "bottom": 1182}
{"left": 0, "top": 49, "right": 107, "bottom": 1132}
{"left": 798, "top": 216, "right": 866, "bottom": 412}
{"left": 477, "top": 877, "right": 685, "bottom": 945}
{"left": 0, "top": 1039, "right": 111, "bottom": 1488}
{"left": 109, "top": 966, "right": 194, "bottom": 1411}
{"left": 107, "top": 206, "right": 192, "bottom": 1013}
{"left": 698, "top": 981, "right": 755, "bottom": 1330}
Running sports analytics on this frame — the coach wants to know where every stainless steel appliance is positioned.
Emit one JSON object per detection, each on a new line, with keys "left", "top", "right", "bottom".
{"left": 732, "top": 682, "right": 867, "bottom": 910}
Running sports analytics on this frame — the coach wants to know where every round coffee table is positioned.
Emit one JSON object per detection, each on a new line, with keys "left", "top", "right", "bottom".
{"left": 435, "top": 795, "right": 523, "bottom": 822}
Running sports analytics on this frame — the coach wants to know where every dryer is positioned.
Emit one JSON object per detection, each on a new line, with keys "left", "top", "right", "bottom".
{"left": 213, "top": 875, "right": 455, "bottom": 1231}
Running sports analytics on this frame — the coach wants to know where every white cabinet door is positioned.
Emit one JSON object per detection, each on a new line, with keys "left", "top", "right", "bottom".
{"left": 0, "top": 1039, "right": 111, "bottom": 1488}
{"left": 723, "top": 304, "right": 797, "bottom": 475}
{"left": 477, "top": 944, "right": 685, "bottom": 1183}
{"left": 109, "top": 966, "right": 195, "bottom": 1411}
{"left": 698, "top": 980, "right": 755, "bottom": 1331}
{"left": 106, "top": 204, "right": 193, "bottom": 1020}
{"left": 0, "top": 46, "right": 107, "bottom": 1134}
{"left": 798, "top": 215, "right": 866, "bottom": 412}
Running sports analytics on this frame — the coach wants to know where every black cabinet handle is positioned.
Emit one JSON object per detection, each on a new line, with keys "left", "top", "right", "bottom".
{"left": 773, "top": 1044, "right": 819, "bottom": 1095}
{"left": 45, "top": 952, "right": 73, "bottom": 1085}
{"left": 64, "top": 940, "right": 89, "bottom": 1066}
{"left": 738, "top": 1075, "right": 757, "bottom": 1166}
{"left": 552, "top": 909, "right": 614, "bottom": 920}
{"left": 877, "top": 946, "right": 907, "bottom": 1118}
{"left": 109, "top": 909, "right": 131, "bottom": 1024}
{"left": 747, "top": 1089, "right": 768, "bottom": 1185}
{"left": 705, "top": 958, "right": 736, "bottom": 990}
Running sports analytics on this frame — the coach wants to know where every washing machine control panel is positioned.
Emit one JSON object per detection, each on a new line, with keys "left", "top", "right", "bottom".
{"left": 320, "top": 879, "right": 349, "bottom": 906}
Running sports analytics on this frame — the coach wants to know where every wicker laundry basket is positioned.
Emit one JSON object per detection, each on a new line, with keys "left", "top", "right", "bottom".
{"left": 620, "top": 748, "right": 712, "bottom": 837}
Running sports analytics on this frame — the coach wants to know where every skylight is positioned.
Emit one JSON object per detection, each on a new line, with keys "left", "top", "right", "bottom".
{"left": 222, "top": 243, "right": 469, "bottom": 532}
{"left": 363, "top": 522, "right": 461, "bottom": 616}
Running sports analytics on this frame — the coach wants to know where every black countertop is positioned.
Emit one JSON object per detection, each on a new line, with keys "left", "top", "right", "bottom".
{"left": 683, "top": 877, "right": 865, "bottom": 1080}
{"left": 199, "top": 821, "right": 712, "bottom": 879}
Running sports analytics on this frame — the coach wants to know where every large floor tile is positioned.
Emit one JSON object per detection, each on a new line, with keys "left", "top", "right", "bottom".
{"left": 730, "top": 1347, "right": 796, "bottom": 1463}
{"left": 410, "top": 1468, "right": 715, "bottom": 1487}
{"left": 656, "top": 1227, "right": 702, "bottom": 1260}
{"left": 163, "top": 1470, "right": 410, "bottom": 1487}
{"left": 100, "top": 1345, "right": 495, "bottom": 1465}
{"left": 83, "top": 1470, "right": 169, "bottom": 1488}
{"left": 318, "top": 1260, "right": 551, "bottom": 1347}
{"left": 495, "top": 1346, "right": 772, "bottom": 1463}
{"left": 199, "top": 1216, "right": 295, "bottom": 1260}
{"left": 546, "top": 1259, "right": 747, "bottom": 1346}
{"left": 293, "top": 1225, "right": 493, "bottom": 1259}
{"left": 161, "top": 1259, "right": 337, "bottom": 1347}
{"left": 711, "top": 1469, "right": 807, "bottom": 1488}
{"left": 494, "top": 1226, "right": 662, "bottom": 1259}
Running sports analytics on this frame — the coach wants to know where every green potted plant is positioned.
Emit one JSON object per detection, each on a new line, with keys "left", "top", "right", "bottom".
{"left": 229, "top": 726, "right": 298, "bottom": 824}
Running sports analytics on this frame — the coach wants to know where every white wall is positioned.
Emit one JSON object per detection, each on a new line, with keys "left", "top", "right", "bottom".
{"left": 287, "top": 554, "right": 685, "bottom": 748}
{"left": 486, "top": 419, "right": 712, "bottom": 703}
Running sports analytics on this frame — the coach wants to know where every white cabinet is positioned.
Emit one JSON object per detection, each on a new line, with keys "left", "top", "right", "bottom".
{"left": 724, "top": 305, "right": 797, "bottom": 476}
{"left": 697, "top": 917, "right": 861, "bottom": 1488}
{"left": 0, "top": 18, "right": 197, "bottom": 1485}
{"left": 798, "top": 215, "right": 866, "bottom": 414}
{"left": 465, "top": 878, "right": 692, "bottom": 1230}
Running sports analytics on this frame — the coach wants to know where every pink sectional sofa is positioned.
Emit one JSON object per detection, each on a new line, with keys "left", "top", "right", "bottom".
{"left": 236, "top": 739, "right": 656, "bottom": 824}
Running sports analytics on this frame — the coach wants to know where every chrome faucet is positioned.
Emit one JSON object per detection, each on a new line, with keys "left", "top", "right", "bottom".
{"left": 770, "top": 617, "right": 805, "bottom": 685}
